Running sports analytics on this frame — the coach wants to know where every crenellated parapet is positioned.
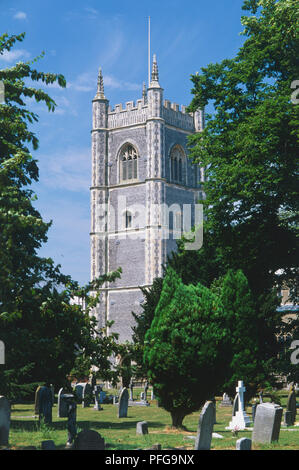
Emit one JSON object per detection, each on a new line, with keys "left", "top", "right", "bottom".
{"left": 108, "top": 99, "right": 148, "bottom": 129}
{"left": 162, "top": 100, "right": 195, "bottom": 132}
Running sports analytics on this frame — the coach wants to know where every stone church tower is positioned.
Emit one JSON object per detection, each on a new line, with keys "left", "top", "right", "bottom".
{"left": 90, "top": 56, "right": 204, "bottom": 342}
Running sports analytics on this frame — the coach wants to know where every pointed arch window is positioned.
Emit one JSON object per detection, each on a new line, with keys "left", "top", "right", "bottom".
{"left": 120, "top": 144, "right": 139, "bottom": 182}
{"left": 170, "top": 145, "right": 185, "bottom": 184}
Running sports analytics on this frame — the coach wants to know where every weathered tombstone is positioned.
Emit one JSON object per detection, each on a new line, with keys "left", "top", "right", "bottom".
{"left": 129, "top": 379, "right": 134, "bottom": 401}
{"left": 0, "top": 396, "right": 10, "bottom": 447}
{"left": 150, "top": 390, "right": 155, "bottom": 400}
{"left": 252, "top": 403, "right": 283, "bottom": 444}
{"left": 194, "top": 401, "right": 215, "bottom": 450}
{"left": 236, "top": 438, "right": 252, "bottom": 450}
{"left": 220, "top": 393, "right": 232, "bottom": 407}
{"left": 286, "top": 386, "right": 297, "bottom": 425}
{"left": 94, "top": 385, "right": 102, "bottom": 411}
{"left": 227, "top": 381, "right": 251, "bottom": 430}
{"left": 136, "top": 421, "right": 148, "bottom": 435}
{"left": 252, "top": 403, "right": 257, "bottom": 423}
{"left": 57, "top": 388, "right": 69, "bottom": 418}
{"left": 73, "top": 430, "right": 105, "bottom": 450}
{"left": 283, "top": 410, "right": 293, "bottom": 427}
{"left": 34, "top": 386, "right": 41, "bottom": 416}
{"left": 38, "top": 384, "right": 53, "bottom": 425}
{"left": 118, "top": 387, "right": 129, "bottom": 418}
{"left": 41, "top": 440, "right": 55, "bottom": 450}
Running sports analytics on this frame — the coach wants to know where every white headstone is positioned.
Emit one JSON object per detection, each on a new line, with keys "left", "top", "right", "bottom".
{"left": 226, "top": 381, "right": 251, "bottom": 430}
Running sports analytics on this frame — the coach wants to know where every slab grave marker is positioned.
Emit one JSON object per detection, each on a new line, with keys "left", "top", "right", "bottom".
{"left": 0, "top": 396, "right": 10, "bottom": 447}
{"left": 194, "top": 401, "right": 215, "bottom": 450}
{"left": 118, "top": 387, "right": 129, "bottom": 418}
{"left": 252, "top": 403, "right": 283, "bottom": 444}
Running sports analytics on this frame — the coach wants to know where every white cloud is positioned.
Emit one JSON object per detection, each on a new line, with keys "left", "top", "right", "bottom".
{"left": 69, "top": 71, "right": 140, "bottom": 93}
{"left": 84, "top": 7, "right": 99, "bottom": 19}
{"left": 0, "top": 49, "right": 30, "bottom": 63}
{"left": 38, "top": 148, "right": 91, "bottom": 192}
{"left": 13, "top": 11, "right": 27, "bottom": 20}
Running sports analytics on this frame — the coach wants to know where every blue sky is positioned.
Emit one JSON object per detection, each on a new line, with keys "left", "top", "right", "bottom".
{"left": 1, "top": 1, "right": 247, "bottom": 285}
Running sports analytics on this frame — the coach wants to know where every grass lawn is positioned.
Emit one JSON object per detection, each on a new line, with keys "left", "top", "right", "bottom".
{"left": 7, "top": 389, "right": 299, "bottom": 450}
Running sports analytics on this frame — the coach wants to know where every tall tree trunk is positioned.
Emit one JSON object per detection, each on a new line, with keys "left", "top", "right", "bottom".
{"left": 170, "top": 410, "right": 186, "bottom": 428}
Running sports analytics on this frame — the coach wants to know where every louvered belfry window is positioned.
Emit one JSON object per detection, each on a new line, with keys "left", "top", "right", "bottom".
{"left": 120, "top": 144, "right": 138, "bottom": 182}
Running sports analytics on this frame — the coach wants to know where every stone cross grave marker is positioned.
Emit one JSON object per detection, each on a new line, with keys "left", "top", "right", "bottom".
{"left": 252, "top": 403, "right": 283, "bottom": 444}
{"left": 0, "top": 396, "right": 10, "bottom": 447}
{"left": 227, "top": 381, "right": 251, "bottom": 430}
{"left": 194, "top": 401, "right": 215, "bottom": 450}
{"left": 118, "top": 387, "right": 129, "bottom": 418}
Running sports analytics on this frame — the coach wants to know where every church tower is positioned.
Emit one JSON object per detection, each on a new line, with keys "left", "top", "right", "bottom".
{"left": 90, "top": 56, "right": 204, "bottom": 342}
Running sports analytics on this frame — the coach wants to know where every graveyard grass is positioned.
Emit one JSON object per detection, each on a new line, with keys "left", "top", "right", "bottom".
{"left": 7, "top": 390, "right": 299, "bottom": 451}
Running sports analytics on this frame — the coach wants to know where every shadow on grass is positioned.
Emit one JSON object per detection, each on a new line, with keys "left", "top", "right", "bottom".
{"left": 11, "top": 419, "right": 165, "bottom": 433}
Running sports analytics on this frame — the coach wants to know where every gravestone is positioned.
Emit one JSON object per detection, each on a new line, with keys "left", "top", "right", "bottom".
{"left": 41, "top": 440, "right": 56, "bottom": 450}
{"left": 74, "top": 382, "right": 92, "bottom": 408}
{"left": 236, "top": 438, "right": 252, "bottom": 450}
{"left": 252, "top": 403, "right": 257, "bottom": 423}
{"left": 194, "top": 401, "right": 215, "bottom": 450}
{"left": 0, "top": 396, "right": 10, "bottom": 447}
{"left": 220, "top": 393, "right": 232, "bottom": 407}
{"left": 57, "top": 388, "right": 69, "bottom": 418}
{"left": 94, "top": 385, "right": 102, "bottom": 411}
{"left": 118, "top": 387, "right": 129, "bottom": 418}
{"left": 227, "top": 381, "right": 251, "bottom": 430}
{"left": 252, "top": 403, "right": 283, "bottom": 444}
{"left": 129, "top": 379, "right": 134, "bottom": 401}
{"left": 136, "top": 421, "right": 148, "bottom": 435}
{"left": 144, "top": 381, "right": 149, "bottom": 402}
{"left": 73, "top": 430, "right": 105, "bottom": 450}
{"left": 286, "top": 386, "right": 297, "bottom": 425}
{"left": 34, "top": 386, "right": 42, "bottom": 416}
{"left": 38, "top": 385, "right": 53, "bottom": 425}
{"left": 151, "top": 390, "right": 155, "bottom": 400}
{"left": 283, "top": 410, "right": 293, "bottom": 427}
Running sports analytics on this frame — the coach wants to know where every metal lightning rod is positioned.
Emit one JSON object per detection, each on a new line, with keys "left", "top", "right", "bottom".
{"left": 148, "top": 16, "right": 151, "bottom": 87}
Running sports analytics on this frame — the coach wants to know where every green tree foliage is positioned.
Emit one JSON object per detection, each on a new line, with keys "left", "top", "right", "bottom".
{"left": 143, "top": 268, "right": 230, "bottom": 428}
{"left": 187, "top": 0, "right": 298, "bottom": 298}
{"left": 131, "top": 278, "right": 163, "bottom": 379}
{"left": 0, "top": 32, "right": 122, "bottom": 399}
{"left": 211, "top": 269, "right": 280, "bottom": 398}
